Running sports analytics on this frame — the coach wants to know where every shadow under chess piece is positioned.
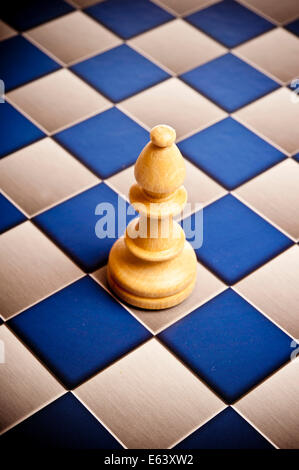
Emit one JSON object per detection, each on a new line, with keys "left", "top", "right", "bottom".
{"left": 107, "top": 124, "right": 197, "bottom": 309}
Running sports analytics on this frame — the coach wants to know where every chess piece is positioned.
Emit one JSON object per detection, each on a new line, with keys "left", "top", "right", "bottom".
{"left": 107, "top": 125, "right": 197, "bottom": 309}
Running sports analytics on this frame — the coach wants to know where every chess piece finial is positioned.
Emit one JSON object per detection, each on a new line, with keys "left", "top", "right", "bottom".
{"left": 107, "top": 125, "right": 197, "bottom": 310}
{"left": 150, "top": 124, "right": 176, "bottom": 147}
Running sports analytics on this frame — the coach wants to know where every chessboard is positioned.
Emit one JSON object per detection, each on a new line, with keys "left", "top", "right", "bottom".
{"left": 0, "top": 0, "right": 299, "bottom": 450}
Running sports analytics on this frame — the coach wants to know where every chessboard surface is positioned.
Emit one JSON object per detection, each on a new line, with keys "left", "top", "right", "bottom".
{"left": 1, "top": 0, "right": 299, "bottom": 450}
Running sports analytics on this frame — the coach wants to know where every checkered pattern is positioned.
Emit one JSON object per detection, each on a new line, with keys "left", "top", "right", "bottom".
{"left": 1, "top": 0, "right": 299, "bottom": 450}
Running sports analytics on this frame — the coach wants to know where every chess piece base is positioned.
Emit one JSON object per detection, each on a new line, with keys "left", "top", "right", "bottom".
{"left": 107, "top": 237, "right": 197, "bottom": 310}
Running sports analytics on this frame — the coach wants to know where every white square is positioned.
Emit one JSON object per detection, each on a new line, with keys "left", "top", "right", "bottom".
{"left": 75, "top": 338, "right": 225, "bottom": 448}
{"left": 26, "top": 11, "right": 121, "bottom": 66}
{"left": 120, "top": 78, "right": 226, "bottom": 140}
{"left": 7, "top": 69, "right": 111, "bottom": 134}
{"left": 129, "top": 19, "right": 226, "bottom": 74}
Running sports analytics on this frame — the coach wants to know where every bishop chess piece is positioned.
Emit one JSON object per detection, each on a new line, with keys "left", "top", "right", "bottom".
{"left": 107, "top": 125, "right": 197, "bottom": 309}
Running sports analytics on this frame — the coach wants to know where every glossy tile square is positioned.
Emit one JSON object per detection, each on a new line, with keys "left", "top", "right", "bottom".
{"left": 0, "top": 138, "right": 99, "bottom": 217}
{"left": 186, "top": 0, "right": 274, "bottom": 47}
{"left": 0, "top": 36, "right": 60, "bottom": 92}
{"left": 26, "top": 11, "right": 121, "bottom": 66}
{"left": 0, "top": 103, "right": 44, "bottom": 158}
{"left": 239, "top": 0, "right": 299, "bottom": 24}
{"left": 175, "top": 407, "right": 273, "bottom": 449}
{"left": 0, "top": 193, "right": 25, "bottom": 234}
{"left": 34, "top": 183, "right": 135, "bottom": 272}
{"left": 92, "top": 263, "right": 226, "bottom": 334}
{"left": 234, "top": 87, "right": 299, "bottom": 155}
{"left": 235, "top": 245, "right": 299, "bottom": 339}
{"left": 129, "top": 18, "right": 226, "bottom": 74}
{"left": 234, "top": 28, "right": 299, "bottom": 85}
{"left": 181, "top": 53, "right": 279, "bottom": 113}
{"left": 72, "top": 44, "right": 169, "bottom": 103}
{"left": 154, "top": 0, "right": 220, "bottom": 16}
{"left": 75, "top": 338, "right": 225, "bottom": 449}
{"left": 0, "top": 20, "right": 16, "bottom": 41}
{"left": 120, "top": 78, "right": 226, "bottom": 140}
{"left": 0, "top": 221, "right": 83, "bottom": 320}
{"left": 0, "top": 325, "right": 64, "bottom": 434}
{"left": 55, "top": 108, "right": 148, "bottom": 179}
{"left": 159, "top": 289, "right": 292, "bottom": 402}
{"left": 0, "top": 393, "right": 123, "bottom": 449}
{"left": 187, "top": 194, "right": 292, "bottom": 284}
{"left": 85, "top": 0, "right": 174, "bottom": 39}
{"left": 178, "top": 117, "right": 285, "bottom": 190}
{"left": 1, "top": 0, "right": 74, "bottom": 31}
{"left": 7, "top": 69, "right": 111, "bottom": 134}
{"left": 9, "top": 277, "right": 150, "bottom": 388}
{"left": 235, "top": 359, "right": 299, "bottom": 448}
{"left": 235, "top": 159, "right": 299, "bottom": 240}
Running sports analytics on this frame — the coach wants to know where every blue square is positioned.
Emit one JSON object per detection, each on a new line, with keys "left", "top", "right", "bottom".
{"left": 159, "top": 289, "right": 292, "bottom": 402}
{"left": 34, "top": 183, "right": 135, "bottom": 272}
{"left": 184, "top": 194, "right": 292, "bottom": 284}
{"left": 0, "top": 393, "right": 122, "bottom": 449}
{"left": 71, "top": 44, "right": 169, "bottom": 103}
{"left": 1, "top": 0, "right": 74, "bottom": 31}
{"left": 186, "top": 0, "right": 274, "bottom": 47}
{"left": 0, "top": 103, "right": 44, "bottom": 158}
{"left": 0, "top": 193, "right": 26, "bottom": 234}
{"left": 55, "top": 108, "right": 148, "bottom": 178}
{"left": 0, "top": 36, "right": 60, "bottom": 92}
{"left": 180, "top": 54, "right": 279, "bottom": 112}
{"left": 85, "top": 0, "right": 173, "bottom": 39}
{"left": 175, "top": 407, "right": 273, "bottom": 449}
{"left": 285, "top": 19, "right": 299, "bottom": 37}
{"left": 9, "top": 277, "right": 151, "bottom": 388}
{"left": 178, "top": 117, "right": 285, "bottom": 189}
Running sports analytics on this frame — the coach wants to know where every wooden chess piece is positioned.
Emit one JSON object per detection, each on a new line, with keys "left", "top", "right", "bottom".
{"left": 107, "top": 124, "right": 197, "bottom": 309}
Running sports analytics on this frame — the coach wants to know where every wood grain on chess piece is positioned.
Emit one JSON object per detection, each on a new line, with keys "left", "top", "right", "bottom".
{"left": 107, "top": 125, "right": 197, "bottom": 309}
